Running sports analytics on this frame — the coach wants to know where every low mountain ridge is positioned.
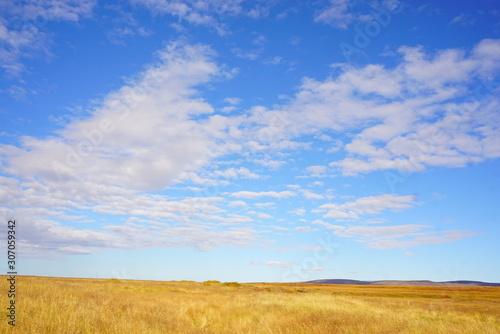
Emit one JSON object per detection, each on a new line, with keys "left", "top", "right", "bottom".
{"left": 305, "top": 279, "right": 500, "bottom": 287}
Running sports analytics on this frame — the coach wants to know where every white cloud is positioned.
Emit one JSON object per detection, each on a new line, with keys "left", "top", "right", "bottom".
{"left": 317, "top": 194, "right": 417, "bottom": 220}
{"left": 342, "top": 224, "right": 428, "bottom": 237}
{"left": 265, "top": 261, "right": 294, "bottom": 268}
{"left": 1, "top": 37, "right": 497, "bottom": 258}
{"left": 21, "top": 0, "right": 96, "bottom": 21}
{"left": 263, "top": 56, "right": 283, "bottom": 65}
{"left": 256, "top": 212, "right": 273, "bottom": 219}
{"left": 0, "top": 41, "right": 263, "bottom": 256}
{"left": 228, "top": 190, "right": 297, "bottom": 199}
{"left": 231, "top": 47, "right": 261, "bottom": 60}
{"left": 250, "top": 260, "right": 294, "bottom": 268}
{"left": 252, "top": 158, "right": 286, "bottom": 170}
{"left": 1, "top": 85, "right": 29, "bottom": 101}
{"left": 1, "top": 204, "right": 258, "bottom": 256}
{"left": 310, "top": 218, "right": 481, "bottom": 250}
{"left": 301, "top": 190, "right": 325, "bottom": 200}
{"left": 224, "top": 97, "right": 242, "bottom": 105}
{"left": 449, "top": 14, "right": 475, "bottom": 26}
{"left": 364, "top": 219, "right": 387, "bottom": 224}
{"left": 310, "top": 181, "right": 324, "bottom": 187}
{"left": 228, "top": 200, "right": 247, "bottom": 207}
{"left": 1, "top": 41, "right": 229, "bottom": 192}
{"left": 129, "top": 1, "right": 273, "bottom": 35}
{"left": 241, "top": 39, "right": 500, "bottom": 177}
{"left": 214, "top": 167, "right": 263, "bottom": 180}
{"left": 184, "top": 186, "right": 204, "bottom": 192}
{"left": 300, "top": 244, "right": 328, "bottom": 251}
{"left": 294, "top": 226, "right": 311, "bottom": 232}
{"left": 309, "top": 195, "right": 477, "bottom": 251}
{"left": 306, "top": 266, "right": 323, "bottom": 271}
{"left": 220, "top": 106, "right": 237, "bottom": 113}
{"left": 432, "top": 193, "right": 447, "bottom": 200}
{"left": 339, "top": 226, "right": 482, "bottom": 250}
{"left": 254, "top": 202, "right": 276, "bottom": 208}
{"left": 270, "top": 225, "right": 289, "bottom": 231}
{"left": 246, "top": 5, "right": 270, "bottom": 19}
{"left": 303, "top": 165, "right": 328, "bottom": 177}
{"left": 289, "top": 208, "right": 306, "bottom": 216}
{"left": 0, "top": 0, "right": 96, "bottom": 77}
{"left": 311, "top": 219, "right": 346, "bottom": 232}
{"left": 105, "top": 6, "right": 152, "bottom": 45}
{"left": 130, "top": 0, "right": 236, "bottom": 34}
{"left": 251, "top": 34, "right": 268, "bottom": 46}
{"left": 247, "top": 210, "right": 274, "bottom": 219}
{"left": 314, "top": 0, "right": 352, "bottom": 29}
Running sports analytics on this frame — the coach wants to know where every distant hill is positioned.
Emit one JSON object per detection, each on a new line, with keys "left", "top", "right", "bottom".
{"left": 305, "top": 279, "right": 500, "bottom": 287}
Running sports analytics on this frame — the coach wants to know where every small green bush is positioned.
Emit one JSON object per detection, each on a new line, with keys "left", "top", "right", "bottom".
{"left": 222, "top": 282, "right": 242, "bottom": 287}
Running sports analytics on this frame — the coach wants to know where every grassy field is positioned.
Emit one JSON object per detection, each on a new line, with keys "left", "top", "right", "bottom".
{"left": 1, "top": 276, "right": 499, "bottom": 333}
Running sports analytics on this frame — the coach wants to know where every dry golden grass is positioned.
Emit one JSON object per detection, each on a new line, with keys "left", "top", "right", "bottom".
{"left": 1, "top": 275, "right": 499, "bottom": 333}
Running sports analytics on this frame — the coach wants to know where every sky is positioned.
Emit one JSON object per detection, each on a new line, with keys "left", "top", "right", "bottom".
{"left": 0, "top": 0, "right": 499, "bottom": 283}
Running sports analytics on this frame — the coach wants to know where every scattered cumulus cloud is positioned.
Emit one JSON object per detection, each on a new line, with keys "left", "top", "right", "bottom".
{"left": 289, "top": 208, "right": 306, "bottom": 216}
{"left": 1, "top": 41, "right": 229, "bottom": 192}
{"left": 214, "top": 167, "right": 263, "bottom": 180}
{"left": 263, "top": 56, "right": 283, "bottom": 65}
{"left": 303, "top": 165, "right": 328, "bottom": 177}
{"left": 316, "top": 194, "right": 418, "bottom": 220}
{"left": 301, "top": 190, "right": 325, "bottom": 200}
{"left": 227, "top": 190, "right": 297, "bottom": 199}
{"left": 231, "top": 47, "right": 261, "bottom": 60}
{"left": 1, "top": 26, "right": 497, "bottom": 258}
{"left": 0, "top": 0, "right": 96, "bottom": 77}
{"left": 224, "top": 97, "right": 242, "bottom": 105}
{"left": 314, "top": 0, "right": 352, "bottom": 29}
{"left": 251, "top": 34, "right": 268, "bottom": 46}
{"left": 250, "top": 261, "right": 295, "bottom": 268}
{"left": 449, "top": 14, "right": 475, "bottom": 26}
{"left": 306, "top": 266, "right": 324, "bottom": 271}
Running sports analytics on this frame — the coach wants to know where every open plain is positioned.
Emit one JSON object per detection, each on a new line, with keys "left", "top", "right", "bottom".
{"left": 1, "top": 275, "right": 499, "bottom": 333}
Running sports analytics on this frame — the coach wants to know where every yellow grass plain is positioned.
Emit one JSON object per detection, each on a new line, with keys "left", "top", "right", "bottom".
{"left": 1, "top": 275, "right": 499, "bottom": 333}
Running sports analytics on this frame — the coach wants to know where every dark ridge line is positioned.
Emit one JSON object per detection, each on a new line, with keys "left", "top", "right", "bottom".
{"left": 304, "top": 279, "right": 500, "bottom": 287}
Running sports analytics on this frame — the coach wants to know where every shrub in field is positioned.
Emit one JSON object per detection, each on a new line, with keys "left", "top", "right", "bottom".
{"left": 222, "top": 282, "right": 242, "bottom": 287}
{"left": 106, "top": 278, "right": 120, "bottom": 282}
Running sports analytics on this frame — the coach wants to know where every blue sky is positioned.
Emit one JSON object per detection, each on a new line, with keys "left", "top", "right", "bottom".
{"left": 1, "top": 0, "right": 499, "bottom": 283}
